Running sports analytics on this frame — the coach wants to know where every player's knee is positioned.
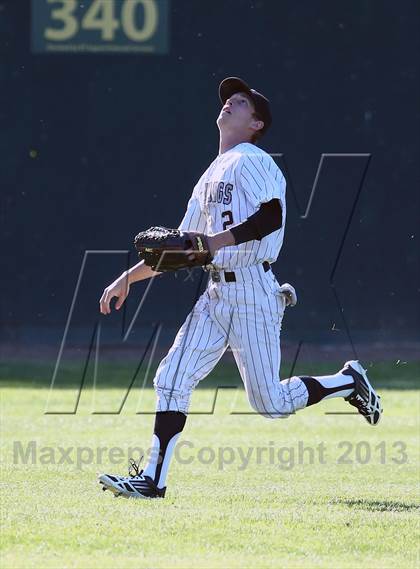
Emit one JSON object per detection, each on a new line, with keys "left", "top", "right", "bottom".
{"left": 248, "top": 398, "right": 284, "bottom": 419}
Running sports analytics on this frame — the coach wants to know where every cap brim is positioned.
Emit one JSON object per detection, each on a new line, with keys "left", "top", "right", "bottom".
{"left": 219, "top": 77, "right": 253, "bottom": 104}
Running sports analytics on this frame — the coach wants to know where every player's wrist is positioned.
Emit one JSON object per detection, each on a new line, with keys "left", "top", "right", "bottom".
{"left": 208, "top": 230, "right": 235, "bottom": 254}
{"left": 119, "top": 270, "right": 131, "bottom": 285}
{"left": 124, "top": 268, "right": 141, "bottom": 285}
{"left": 125, "top": 261, "right": 160, "bottom": 284}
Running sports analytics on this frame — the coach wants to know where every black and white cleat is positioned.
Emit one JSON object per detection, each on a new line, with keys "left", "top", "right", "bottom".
{"left": 98, "top": 459, "right": 166, "bottom": 499}
{"left": 98, "top": 473, "right": 166, "bottom": 499}
{"left": 341, "top": 360, "right": 383, "bottom": 426}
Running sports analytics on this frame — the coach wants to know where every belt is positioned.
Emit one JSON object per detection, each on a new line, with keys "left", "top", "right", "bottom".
{"left": 210, "top": 261, "right": 271, "bottom": 283}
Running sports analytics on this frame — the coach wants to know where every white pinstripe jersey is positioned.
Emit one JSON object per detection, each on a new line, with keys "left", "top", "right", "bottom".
{"left": 178, "top": 142, "right": 286, "bottom": 270}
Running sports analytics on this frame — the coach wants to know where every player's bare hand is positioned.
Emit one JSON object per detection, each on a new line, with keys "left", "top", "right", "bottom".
{"left": 99, "top": 274, "right": 130, "bottom": 315}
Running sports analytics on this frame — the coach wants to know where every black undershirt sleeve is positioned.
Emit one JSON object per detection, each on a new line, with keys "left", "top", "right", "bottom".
{"left": 230, "top": 198, "right": 282, "bottom": 245}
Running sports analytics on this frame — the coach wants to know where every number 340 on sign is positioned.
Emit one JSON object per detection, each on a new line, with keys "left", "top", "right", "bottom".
{"left": 32, "top": 0, "right": 169, "bottom": 53}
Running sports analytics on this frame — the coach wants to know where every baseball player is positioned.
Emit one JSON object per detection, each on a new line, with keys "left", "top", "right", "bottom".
{"left": 98, "top": 77, "right": 382, "bottom": 499}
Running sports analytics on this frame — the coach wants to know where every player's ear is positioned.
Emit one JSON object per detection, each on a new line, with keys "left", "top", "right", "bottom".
{"left": 251, "top": 118, "right": 264, "bottom": 134}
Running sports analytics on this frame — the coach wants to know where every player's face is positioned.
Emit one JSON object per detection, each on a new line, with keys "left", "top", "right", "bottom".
{"left": 217, "top": 92, "right": 263, "bottom": 139}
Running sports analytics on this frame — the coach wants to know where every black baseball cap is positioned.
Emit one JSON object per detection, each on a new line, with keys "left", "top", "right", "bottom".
{"left": 219, "top": 77, "right": 272, "bottom": 136}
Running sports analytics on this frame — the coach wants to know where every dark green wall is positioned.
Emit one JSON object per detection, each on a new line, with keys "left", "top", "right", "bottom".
{"left": 1, "top": 0, "right": 419, "bottom": 349}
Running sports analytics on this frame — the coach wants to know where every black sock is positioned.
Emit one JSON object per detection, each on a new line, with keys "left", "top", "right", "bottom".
{"left": 300, "top": 376, "right": 355, "bottom": 407}
{"left": 142, "top": 411, "right": 187, "bottom": 488}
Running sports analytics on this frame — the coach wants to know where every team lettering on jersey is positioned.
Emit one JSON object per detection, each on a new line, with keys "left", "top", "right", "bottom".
{"left": 204, "top": 181, "right": 233, "bottom": 205}
{"left": 179, "top": 143, "right": 286, "bottom": 269}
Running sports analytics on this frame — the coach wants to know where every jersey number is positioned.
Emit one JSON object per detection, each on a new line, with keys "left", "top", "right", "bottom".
{"left": 222, "top": 210, "right": 234, "bottom": 231}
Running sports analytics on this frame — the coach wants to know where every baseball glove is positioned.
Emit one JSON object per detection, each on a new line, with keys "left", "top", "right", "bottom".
{"left": 278, "top": 283, "right": 298, "bottom": 307}
{"left": 134, "top": 226, "right": 212, "bottom": 271}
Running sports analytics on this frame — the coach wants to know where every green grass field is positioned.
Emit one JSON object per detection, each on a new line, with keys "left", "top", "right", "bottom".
{"left": 1, "top": 360, "right": 419, "bottom": 568}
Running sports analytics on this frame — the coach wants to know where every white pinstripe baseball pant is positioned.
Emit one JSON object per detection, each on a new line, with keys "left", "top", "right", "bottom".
{"left": 154, "top": 264, "right": 309, "bottom": 418}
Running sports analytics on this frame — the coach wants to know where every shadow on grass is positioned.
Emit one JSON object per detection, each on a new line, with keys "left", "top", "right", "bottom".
{"left": 334, "top": 498, "right": 420, "bottom": 513}
{"left": 0, "top": 360, "right": 419, "bottom": 390}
